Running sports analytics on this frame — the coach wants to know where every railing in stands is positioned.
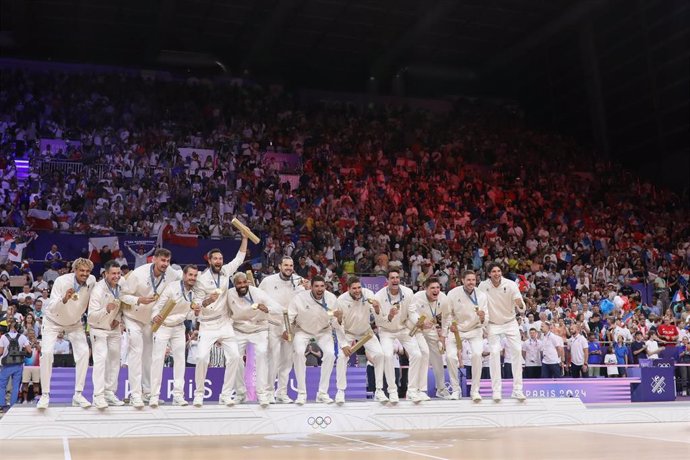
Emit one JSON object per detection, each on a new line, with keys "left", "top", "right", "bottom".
{"left": 38, "top": 160, "right": 85, "bottom": 176}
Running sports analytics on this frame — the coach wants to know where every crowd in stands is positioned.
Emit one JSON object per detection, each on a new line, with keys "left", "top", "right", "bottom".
{"left": 1, "top": 67, "right": 690, "bottom": 408}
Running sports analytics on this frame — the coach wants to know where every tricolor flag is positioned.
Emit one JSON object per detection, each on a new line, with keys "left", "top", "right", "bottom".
{"left": 27, "top": 209, "right": 54, "bottom": 230}
{"left": 671, "top": 288, "right": 686, "bottom": 304}
{"left": 88, "top": 236, "right": 121, "bottom": 263}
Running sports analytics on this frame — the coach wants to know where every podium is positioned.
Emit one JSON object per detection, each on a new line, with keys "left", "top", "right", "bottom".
{"left": 630, "top": 359, "right": 676, "bottom": 402}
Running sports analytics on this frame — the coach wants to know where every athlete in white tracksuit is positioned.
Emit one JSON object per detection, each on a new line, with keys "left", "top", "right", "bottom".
{"left": 121, "top": 248, "right": 181, "bottom": 407}
{"left": 258, "top": 256, "right": 307, "bottom": 403}
{"left": 227, "top": 272, "right": 283, "bottom": 407}
{"left": 37, "top": 258, "right": 96, "bottom": 409}
{"left": 477, "top": 263, "right": 526, "bottom": 401}
{"left": 192, "top": 239, "right": 247, "bottom": 407}
{"left": 443, "top": 270, "right": 489, "bottom": 400}
{"left": 333, "top": 276, "right": 387, "bottom": 404}
{"left": 410, "top": 277, "right": 450, "bottom": 399}
{"left": 373, "top": 270, "right": 424, "bottom": 403}
{"left": 88, "top": 260, "right": 128, "bottom": 409}
{"left": 288, "top": 276, "right": 337, "bottom": 405}
{"left": 149, "top": 265, "right": 201, "bottom": 407}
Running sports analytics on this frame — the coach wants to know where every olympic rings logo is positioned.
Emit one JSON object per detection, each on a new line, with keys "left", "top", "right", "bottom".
{"left": 307, "top": 416, "right": 332, "bottom": 429}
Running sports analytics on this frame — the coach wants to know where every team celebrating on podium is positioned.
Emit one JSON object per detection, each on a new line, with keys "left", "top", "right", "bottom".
{"left": 36, "top": 232, "right": 528, "bottom": 410}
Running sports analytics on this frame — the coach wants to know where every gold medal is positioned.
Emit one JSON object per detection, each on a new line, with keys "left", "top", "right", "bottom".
{"left": 153, "top": 294, "right": 160, "bottom": 301}
{"left": 251, "top": 303, "right": 259, "bottom": 310}
{"left": 213, "top": 288, "right": 222, "bottom": 296}
{"left": 71, "top": 294, "right": 79, "bottom": 301}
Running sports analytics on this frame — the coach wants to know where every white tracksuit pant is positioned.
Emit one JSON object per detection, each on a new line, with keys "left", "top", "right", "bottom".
{"left": 267, "top": 323, "right": 293, "bottom": 396}
{"left": 194, "top": 318, "right": 240, "bottom": 399}
{"left": 151, "top": 323, "right": 186, "bottom": 399}
{"left": 293, "top": 330, "right": 335, "bottom": 396}
{"left": 417, "top": 329, "right": 445, "bottom": 393}
{"left": 379, "top": 329, "right": 423, "bottom": 394}
{"left": 90, "top": 327, "right": 121, "bottom": 398}
{"left": 123, "top": 316, "right": 153, "bottom": 398}
{"left": 446, "top": 328, "right": 483, "bottom": 395}
{"left": 40, "top": 318, "right": 89, "bottom": 394}
{"left": 488, "top": 321, "right": 523, "bottom": 395}
{"left": 336, "top": 332, "right": 384, "bottom": 391}
{"left": 234, "top": 329, "right": 269, "bottom": 399}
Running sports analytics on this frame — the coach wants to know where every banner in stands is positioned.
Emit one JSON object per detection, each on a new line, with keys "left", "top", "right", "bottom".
{"left": 39, "top": 138, "right": 81, "bottom": 154}
{"left": 26, "top": 232, "right": 256, "bottom": 268}
{"left": 631, "top": 282, "right": 654, "bottom": 306}
{"left": 178, "top": 147, "right": 215, "bottom": 164}
{"left": 263, "top": 152, "right": 301, "bottom": 172}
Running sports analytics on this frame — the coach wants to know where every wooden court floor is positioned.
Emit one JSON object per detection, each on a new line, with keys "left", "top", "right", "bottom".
{"left": 7, "top": 422, "right": 689, "bottom": 460}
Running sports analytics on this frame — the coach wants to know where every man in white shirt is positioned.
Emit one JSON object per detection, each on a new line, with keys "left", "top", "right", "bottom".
{"left": 87, "top": 260, "right": 127, "bottom": 409}
{"left": 478, "top": 263, "right": 526, "bottom": 401}
{"left": 539, "top": 322, "right": 564, "bottom": 378}
{"left": 333, "top": 276, "right": 386, "bottom": 404}
{"left": 16, "top": 284, "right": 35, "bottom": 303}
{"left": 120, "top": 248, "right": 181, "bottom": 407}
{"left": 149, "top": 265, "right": 200, "bottom": 407}
{"left": 37, "top": 258, "right": 96, "bottom": 409}
{"left": 410, "top": 277, "right": 449, "bottom": 400}
{"left": 227, "top": 272, "right": 282, "bottom": 407}
{"left": 567, "top": 323, "right": 589, "bottom": 378}
{"left": 288, "top": 275, "right": 337, "bottom": 405}
{"left": 258, "top": 256, "right": 308, "bottom": 403}
{"left": 125, "top": 243, "right": 156, "bottom": 269}
{"left": 373, "top": 269, "right": 423, "bottom": 403}
{"left": 192, "top": 241, "right": 247, "bottom": 407}
{"left": 444, "top": 270, "right": 489, "bottom": 401}
{"left": 522, "top": 328, "right": 542, "bottom": 378}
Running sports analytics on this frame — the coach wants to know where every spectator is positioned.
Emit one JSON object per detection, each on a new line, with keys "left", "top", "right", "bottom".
{"left": 305, "top": 338, "right": 323, "bottom": 367}
{"left": 604, "top": 346, "right": 619, "bottom": 378}
{"left": 587, "top": 333, "right": 603, "bottom": 377}
{"left": 645, "top": 331, "right": 661, "bottom": 360}
{"left": 0, "top": 319, "right": 32, "bottom": 409}
{"left": 44, "top": 244, "right": 62, "bottom": 262}
{"left": 613, "top": 335, "right": 629, "bottom": 377}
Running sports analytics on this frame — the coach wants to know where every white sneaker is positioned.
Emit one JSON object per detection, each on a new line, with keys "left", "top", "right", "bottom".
{"left": 388, "top": 392, "right": 399, "bottom": 403}
{"left": 234, "top": 393, "right": 247, "bottom": 404}
{"left": 258, "top": 394, "right": 270, "bottom": 407}
{"left": 408, "top": 390, "right": 424, "bottom": 403}
{"left": 104, "top": 392, "right": 125, "bottom": 406}
{"left": 36, "top": 394, "right": 50, "bottom": 410}
{"left": 219, "top": 394, "right": 235, "bottom": 406}
{"left": 93, "top": 396, "right": 108, "bottom": 410}
{"left": 172, "top": 395, "right": 188, "bottom": 406}
{"left": 335, "top": 390, "right": 345, "bottom": 404}
{"left": 130, "top": 394, "right": 145, "bottom": 408}
{"left": 193, "top": 394, "right": 204, "bottom": 407}
{"left": 72, "top": 393, "right": 92, "bottom": 408}
{"left": 268, "top": 393, "right": 277, "bottom": 404}
{"left": 448, "top": 391, "right": 460, "bottom": 400}
{"left": 275, "top": 393, "right": 293, "bottom": 404}
{"left": 436, "top": 388, "right": 451, "bottom": 399}
{"left": 295, "top": 393, "right": 307, "bottom": 405}
{"left": 142, "top": 393, "right": 151, "bottom": 404}
{"left": 374, "top": 389, "right": 389, "bottom": 403}
{"left": 316, "top": 392, "right": 333, "bottom": 404}
{"left": 492, "top": 392, "right": 502, "bottom": 402}
{"left": 418, "top": 391, "right": 431, "bottom": 401}
{"left": 471, "top": 392, "right": 482, "bottom": 402}
{"left": 149, "top": 396, "right": 159, "bottom": 408}
{"left": 512, "top": 390, "right": 527, "bottom": 402}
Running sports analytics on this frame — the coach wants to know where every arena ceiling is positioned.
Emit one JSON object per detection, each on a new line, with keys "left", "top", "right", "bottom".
{"left": 1, "top": 0, "right": 596, "bottom": 87}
